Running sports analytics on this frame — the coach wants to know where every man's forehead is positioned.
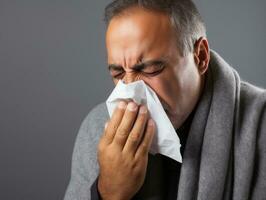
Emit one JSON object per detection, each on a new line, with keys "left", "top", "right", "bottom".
{"left": 106, "top": 44, "right": 174, "bottom": 69}
{"left": 106, "top": 7, "right": 177, "bottom": 67}
{"left": 106, "top": 6, "right": 174, "bottom": 43}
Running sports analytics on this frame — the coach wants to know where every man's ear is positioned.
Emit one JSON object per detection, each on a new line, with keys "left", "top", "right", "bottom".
{"left": 193, "top": 37, "right": 210, "bottom": 75}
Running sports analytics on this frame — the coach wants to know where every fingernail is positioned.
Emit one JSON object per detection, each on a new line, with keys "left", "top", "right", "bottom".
{"left": 139, "top": 105, "right": 147, "bottom": 114}
{"left": 118, "top": 101, "right": 127, "bottom": 109}
{"left": 127, "top": 102, "right": 137, "bottom": 111}
{"left": 148, "top": 119, "right": 154, "bottom": 126}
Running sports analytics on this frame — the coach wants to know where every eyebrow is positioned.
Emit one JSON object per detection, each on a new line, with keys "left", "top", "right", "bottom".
{"left": 108, "top": 59, "right": 167, "bottom": 71}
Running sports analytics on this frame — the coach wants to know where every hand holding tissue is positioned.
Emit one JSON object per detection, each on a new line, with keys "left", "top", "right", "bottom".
{"left": 106, "top": 80, "right": 182, "bottom": 163}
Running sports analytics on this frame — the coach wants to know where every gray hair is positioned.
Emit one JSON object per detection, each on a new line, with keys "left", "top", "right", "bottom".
{"left": 104, "top": 0, "right": 207, "bottom": 56}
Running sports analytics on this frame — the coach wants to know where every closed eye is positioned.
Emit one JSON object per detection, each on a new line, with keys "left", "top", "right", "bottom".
{"left": 108, "top": 65, "right": 125, "bottom": 78}
{"left": 108, "top": 60, "right": 166, "bottom": 79}
{"left": 140, "top": 61, "right": 165, "bottom": 76}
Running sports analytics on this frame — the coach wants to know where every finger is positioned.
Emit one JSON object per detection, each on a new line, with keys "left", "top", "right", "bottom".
{"left": 123, "top": 105, "right": 148, "bottom": 155}
{"left": 135, "top": 119, "right": 155, "bottom": 158}
{"left": 112, "top": 101, "right": 139, "bottom": 148}
{"left": 103, "top": 101, "right": 127, "bottom": 144}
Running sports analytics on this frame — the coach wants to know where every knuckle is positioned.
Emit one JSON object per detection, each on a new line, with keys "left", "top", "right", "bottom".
{"left": 122, "top": 153, "right": 137, "bottom": 166}
{"left": 141, "top": 142, "right": 148, "bottom": 149}
{"left": 129, "top": 131, "right": 141, "bottom": 142}
{"left": 117, "top": 127, "right": 129, "bottom": 137}
{"left": 138, "top": 111, "right": 147, "bottom": 119}
{"left": 137, "top": 115, "right": 147, "bottom": 125}
{"left": 140, "top": 142, "right": 149, "bottom": 153}
{"left": 109, "top": 123, "right": 118, "bottom": 132}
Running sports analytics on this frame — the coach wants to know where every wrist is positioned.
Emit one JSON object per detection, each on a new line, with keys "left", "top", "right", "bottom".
{"left": 98, "top": 181, "right": 131, "bottom": 200}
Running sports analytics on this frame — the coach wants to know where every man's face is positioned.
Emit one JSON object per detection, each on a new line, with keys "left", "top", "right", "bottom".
{"left": 106, "top": 7, "right": 204, "bottom": 129}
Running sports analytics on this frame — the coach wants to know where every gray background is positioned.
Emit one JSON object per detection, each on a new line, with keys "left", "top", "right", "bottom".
{"left": 0, "top": 0, "right": 265, "bottom": 199}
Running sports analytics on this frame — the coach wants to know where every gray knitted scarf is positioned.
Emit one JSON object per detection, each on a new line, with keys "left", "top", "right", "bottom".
{"left": 177, "top": 50, "right": 266, "bottom": 200}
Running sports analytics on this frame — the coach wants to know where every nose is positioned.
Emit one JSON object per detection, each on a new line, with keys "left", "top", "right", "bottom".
{"left": 122, "top": 72, "right": 141, "bottom": 84}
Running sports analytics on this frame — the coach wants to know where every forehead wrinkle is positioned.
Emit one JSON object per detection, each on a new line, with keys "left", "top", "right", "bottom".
{"left": 123, "top": 48, "right": 143, "bottom": 69}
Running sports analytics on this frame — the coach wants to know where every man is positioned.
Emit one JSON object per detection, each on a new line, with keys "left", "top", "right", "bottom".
{"left": 64, "top": 0, "right": 266, "bottom": 199}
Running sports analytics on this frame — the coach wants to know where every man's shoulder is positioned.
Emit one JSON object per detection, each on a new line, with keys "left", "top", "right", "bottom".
{"left": 237, "top": 81, "right": 266, "bottom": 136}
{"left": 73, "top": 102, "right": 109, "bottom": 163}
{"left": 80, "top": 102, "right": 109, "bottom": 133}
{"left": 239, "top": 81, "right": 266, "bottom": 109}
{"left": 66, "top": 102, "right": 108, "bottom": 191}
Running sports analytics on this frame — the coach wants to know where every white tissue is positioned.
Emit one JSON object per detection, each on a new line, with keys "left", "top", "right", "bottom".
{"left": 106, "top": 80, "right": 182, "bottom": 163}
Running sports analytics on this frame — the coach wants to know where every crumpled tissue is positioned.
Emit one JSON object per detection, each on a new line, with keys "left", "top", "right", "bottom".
{"left": 106, "top": 80, "right": 182, "bottom": 163}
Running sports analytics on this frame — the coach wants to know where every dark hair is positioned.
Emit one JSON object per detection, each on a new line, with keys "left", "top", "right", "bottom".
{"left": 104, "top": 0, "right": 206, "bottom": 56}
